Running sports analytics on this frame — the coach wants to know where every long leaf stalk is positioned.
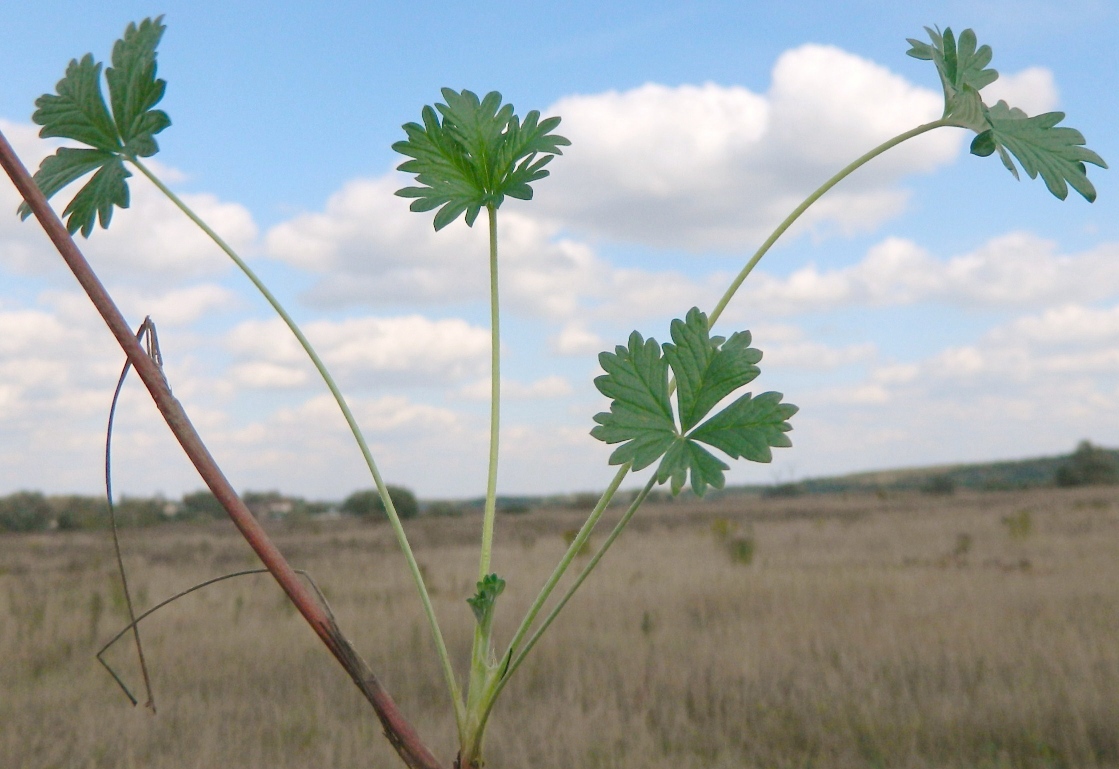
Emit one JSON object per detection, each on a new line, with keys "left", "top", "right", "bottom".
{"left": 129, "top": 156, "right": 464, "bottom": 729}
{"left": 478, "top": 203, "right": 502, "bottom": 580}
{"left": 707, "top": 118, "right": 951, "bottom": 326}
{"left": 0, "top": 128, "right": 444, "bottom": 769}
{"left": 461, "top": 204, "right": 507, "bottom": 762}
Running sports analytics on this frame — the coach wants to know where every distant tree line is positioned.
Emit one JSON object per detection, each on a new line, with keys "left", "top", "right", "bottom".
{"left": 3, "top": 440, "right": 1118, "bottom": 533}
{"left": 0, "top": 485, "right": 421, "bottom": 533}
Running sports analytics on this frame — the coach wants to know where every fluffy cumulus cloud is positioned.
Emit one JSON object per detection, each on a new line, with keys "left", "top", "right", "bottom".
{"left": 735, "top": 233, "right": 1119, "bottom": 316}
{"left": 0, "top": 123, "right": 257, "bottom": 285}
{"left": 781, "top": 296, "right": 1119, "bottom": 478}
{"left": 225, "top": 314, "right": 492, "bottom": 389}
{"left": 266, "top": 177, "right": 606, "bottom": 317}
{"left": 981, "top": 67, "right": 1059, "bottom": 116}
{"left": 535, "top": 44, "right": 961, "bottom": 251}
{"left": 264, "top": 175, "right": 725, "bottom": 322}
{"left": 457, "top": 375, "right": 573, "bottom": 400}
{"left": 265, "top": 44, "right": 1051, "bottom": 317}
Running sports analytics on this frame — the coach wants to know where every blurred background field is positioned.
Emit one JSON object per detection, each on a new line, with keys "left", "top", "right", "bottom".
{"left": 2, "top": 485, "right": 1118, "bottom": 768}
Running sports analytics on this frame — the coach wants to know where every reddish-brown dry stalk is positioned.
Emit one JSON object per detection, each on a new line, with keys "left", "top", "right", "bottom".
{"left": 0, "top": 129, "right": 444, "bottom": 769}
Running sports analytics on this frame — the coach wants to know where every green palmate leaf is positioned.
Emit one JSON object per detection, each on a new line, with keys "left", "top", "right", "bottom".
{"left": 971, "top": 101, "right": 1108, "bottom": 202}
{"left": 908, "top": 25, "right": 1106, "bottom": 202}
{"left": 590, "top": 331, "right": 676, "bottom": 471}
{"left": 60, "top": 156, "right": 131, "bottom": 237}
{"left": 907, "top": 26, "right": 997, "bottom": 131}
{"left": 690, "top": 391, "right": 798, "bottom": 463}
{"left": 393, "top": 88, "right": 570, "bottom": 230}
{"left": 591, "top": 309, "right": 797, "bottom": 497}
{"left": 17, "top": 16, "right": 170, "bottom": 236}
{"left": 662, "top": 307, "right": 761, "bottom": 431}
{"left": 31, "top": 54, "right": 120, "bottom": 151}
{"left": 657, "top": 438, "right": 729, "bottom": 497}
{"left": 106, "top": 16, "right": 170, "bottom": 157}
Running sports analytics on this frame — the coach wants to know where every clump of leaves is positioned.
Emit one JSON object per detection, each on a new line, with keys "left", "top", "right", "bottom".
{"left": 591, "top": 307, "right": 798, "bottom": 497}
{"left": 467, "top": 573, "right": 506, "bottom": 627}
{"left": 907, "top": 26, "right": 1107, "bottom": 201}
{"left": 18, "top": 16, "right": 169, "bottom": 236}
{"left": 392, "top": 88, "right": 570, "bottom": 230}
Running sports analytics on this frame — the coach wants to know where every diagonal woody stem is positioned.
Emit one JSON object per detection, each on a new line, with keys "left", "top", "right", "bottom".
{"left": 0, "top": 129, "right": 445, "bottom": 769}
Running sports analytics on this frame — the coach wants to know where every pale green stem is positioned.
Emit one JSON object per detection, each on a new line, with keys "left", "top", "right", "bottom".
{"left": 463, "top": 204, "right": 504, "bottom": 756}
{"left": 501, "top": 463, "right": 629, "bottom": 667}
{"left": 707, "top": 118, "right": 951, "bottom": 327}
{"left": 129, "top": 157, "right": 465, "bottom": 731}
{"left": 478, "top": 204, "right": 501, "bottom": 580}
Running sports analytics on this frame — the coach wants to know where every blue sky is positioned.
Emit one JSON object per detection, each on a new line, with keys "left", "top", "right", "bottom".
{"left": 1, "top": 1, "right": 1117, "bottom": 500}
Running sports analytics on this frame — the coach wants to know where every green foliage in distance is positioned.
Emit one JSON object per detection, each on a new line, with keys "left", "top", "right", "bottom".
{"left": 18, "top": 17, "right": 170, "bottom": 236}
{"left": 591, "top": 308, "right": 798, "bottom": 497}
{"left": 1055, "top": 440, "right": 1119, "bottom": 487}
{"left": 907, "top": 26, "right": 1107, "bottom": 201}
{"left": 341, "top": 486, "right": 420, "bottom": 520}
{"left": 392, "top": 88, "right": 570, "bottom": 230}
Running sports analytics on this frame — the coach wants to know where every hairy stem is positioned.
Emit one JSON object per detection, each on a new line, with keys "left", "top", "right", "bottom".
{"left": 478, "top": 204, "right": 502, "bottom": 580}
{"left": 0, "top": 129, "right": 444, "bottom": 769}
{"left": 708, "top": 118, "right": 951, "bottom": 326}
{"left": 461, "top": 204, "right": 504, "bottom": 762}
{"left": 129, "top": 156, "right": 464, "bottom": 730}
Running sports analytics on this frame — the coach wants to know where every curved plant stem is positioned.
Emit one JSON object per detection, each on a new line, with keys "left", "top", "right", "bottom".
{"left": 478, "top": 204, "right": 502, "bottom": 580}
{"left": 128, "top": 156, "right": 464, "bottom": 730}
{"left": 708, "top": 118, "right": 951, "bottom": 327}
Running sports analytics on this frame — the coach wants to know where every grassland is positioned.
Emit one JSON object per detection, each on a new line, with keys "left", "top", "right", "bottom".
{"left": 2, "top": 486, "right": 1118, "bottom": 768}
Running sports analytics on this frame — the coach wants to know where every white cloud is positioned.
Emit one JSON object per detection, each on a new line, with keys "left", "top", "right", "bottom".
{"left": 981, "top": 67, "right": 1059, "bottom": 115}
{"left": 754, "top": 323, "right": 877, "bottom": 371}
{"left": 550, "top": 322, "right": 605, "bottom": 355}
{"left": 995, "top": 304, "right": 1119, "bottom": 347}
{"left": 536, "top": 44, "right": 959, "bottom": 251}
{"left": 458, "top": 375, "right": 573, "bottom": 400}
{"left": 226, "top": 314, "right": 492, "bottom": 389}
{"left": 736, "top": 233, "right": 1119, "bottom": 315}
{"left": 262, "top": 42, "right": 977, "bottom": 320}
{"left": 40, "top": 283, "right": 239, "bottom": 328}
{"left": 266, "top": 177, "right": 609, "bottom": 318}
{"left": 0, "top": 121, "right": 256, "bottom": 285}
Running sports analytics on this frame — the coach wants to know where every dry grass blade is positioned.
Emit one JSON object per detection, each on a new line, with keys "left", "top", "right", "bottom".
{"left": 96, "top": 567, "right": 336, "bottom": 707}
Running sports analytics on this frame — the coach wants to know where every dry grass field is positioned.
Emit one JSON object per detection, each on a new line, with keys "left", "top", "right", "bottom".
{"left": 2, "top": 486, "right": 1118, "bottom": 769}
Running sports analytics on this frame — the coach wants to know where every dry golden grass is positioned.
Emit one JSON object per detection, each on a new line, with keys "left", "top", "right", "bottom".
{"left": 2, "top": 486, "right": 1118, "bottom": 768}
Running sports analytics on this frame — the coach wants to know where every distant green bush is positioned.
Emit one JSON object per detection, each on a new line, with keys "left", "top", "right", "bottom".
{"left": 921, "top": 474, "right": 956, "bottom": 496}
{"left": 180, "top": 490, "right": 227, "bottom": 520}
{"left": 342, "top": 486, "right": 419, "bottom": 520}
{"left": 1055, "top": 441, "right": 1119, "bottom": 487}
{"left": 0, "top": 491, "right": 52, "bottom": 532}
